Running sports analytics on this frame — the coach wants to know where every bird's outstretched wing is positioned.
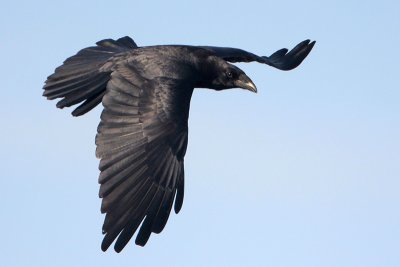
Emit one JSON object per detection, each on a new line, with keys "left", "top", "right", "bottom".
{"left": 200, "top": 39, "right": 315, "bottom": 71}
{"left": 97, "top": 61, "right": 193, "bottom": 252}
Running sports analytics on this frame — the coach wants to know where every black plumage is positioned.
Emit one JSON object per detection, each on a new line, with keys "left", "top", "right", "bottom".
{"left": 43, "top": 36, "right": 315, "bottom": 252}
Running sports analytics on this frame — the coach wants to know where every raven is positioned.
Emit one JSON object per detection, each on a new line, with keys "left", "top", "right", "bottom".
{"left": 43, "top": 36, "right": 315, "bottom": 252}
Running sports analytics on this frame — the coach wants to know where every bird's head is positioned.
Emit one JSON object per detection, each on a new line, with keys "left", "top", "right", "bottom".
{"left": 200, "top": 58, "right": 257, "bottom": 93}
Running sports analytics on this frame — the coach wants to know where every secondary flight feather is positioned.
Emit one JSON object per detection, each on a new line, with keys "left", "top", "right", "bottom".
{"left": 43, "top": 36, "right": 315, "bottom": 252}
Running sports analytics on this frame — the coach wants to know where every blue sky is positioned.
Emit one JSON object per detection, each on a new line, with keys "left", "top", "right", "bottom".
{"left": 1, "top": 0, "right": 399, "bottom": 266}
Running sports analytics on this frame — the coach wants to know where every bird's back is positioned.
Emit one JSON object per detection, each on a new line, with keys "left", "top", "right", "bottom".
{"left": 115, "top": 45, "right": 213, "bottom": 81}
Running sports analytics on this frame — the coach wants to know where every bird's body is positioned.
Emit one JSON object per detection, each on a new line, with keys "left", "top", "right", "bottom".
{"left": 109, "top": 45, "right": 205, "bottom": 80}
{"left": 43, "top": 36, "right": 315, "bottom": 252}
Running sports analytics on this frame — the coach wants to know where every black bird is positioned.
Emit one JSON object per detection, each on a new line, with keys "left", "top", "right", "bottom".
{"left": 43, "top": 36, "right": 315, "bottom": 252}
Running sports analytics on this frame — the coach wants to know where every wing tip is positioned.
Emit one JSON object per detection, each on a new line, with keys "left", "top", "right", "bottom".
{"left": 101, "top": 234, "right": 113, "bottom": 252}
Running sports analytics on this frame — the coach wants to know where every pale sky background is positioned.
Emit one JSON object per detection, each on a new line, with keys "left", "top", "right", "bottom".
{"left": 1, "top": 0, "right": 399, "bottom": 266}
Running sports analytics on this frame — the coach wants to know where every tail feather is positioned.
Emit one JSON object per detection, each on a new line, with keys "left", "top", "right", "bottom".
{"left": 72, "top": 91, "right": 106, "bottom": 117}
{"left": 43, "top": 36, "right": 138, "bottom": 116}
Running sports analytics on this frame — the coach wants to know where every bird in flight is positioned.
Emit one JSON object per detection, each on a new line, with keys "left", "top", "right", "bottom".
{"left": 43, "top": 36, "right": 315, "bottom": 252}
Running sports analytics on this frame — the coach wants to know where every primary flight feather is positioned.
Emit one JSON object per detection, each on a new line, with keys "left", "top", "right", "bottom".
{"left": 43, "top": 36, "right": 315, "bottom": 252}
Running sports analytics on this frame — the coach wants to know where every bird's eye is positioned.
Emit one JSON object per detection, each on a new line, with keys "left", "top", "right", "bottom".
{"left": 226, "top": 71, "right": 233, "bottom": 78}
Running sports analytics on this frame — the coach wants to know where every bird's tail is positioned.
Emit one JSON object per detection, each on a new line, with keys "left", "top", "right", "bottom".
{"left": 43, "top": 36, "right": 138, "bottom": 116}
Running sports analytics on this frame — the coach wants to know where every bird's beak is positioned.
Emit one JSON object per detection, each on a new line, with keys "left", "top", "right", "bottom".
{"left": 235, "top": 74, "right": 257, "bottom": 93}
